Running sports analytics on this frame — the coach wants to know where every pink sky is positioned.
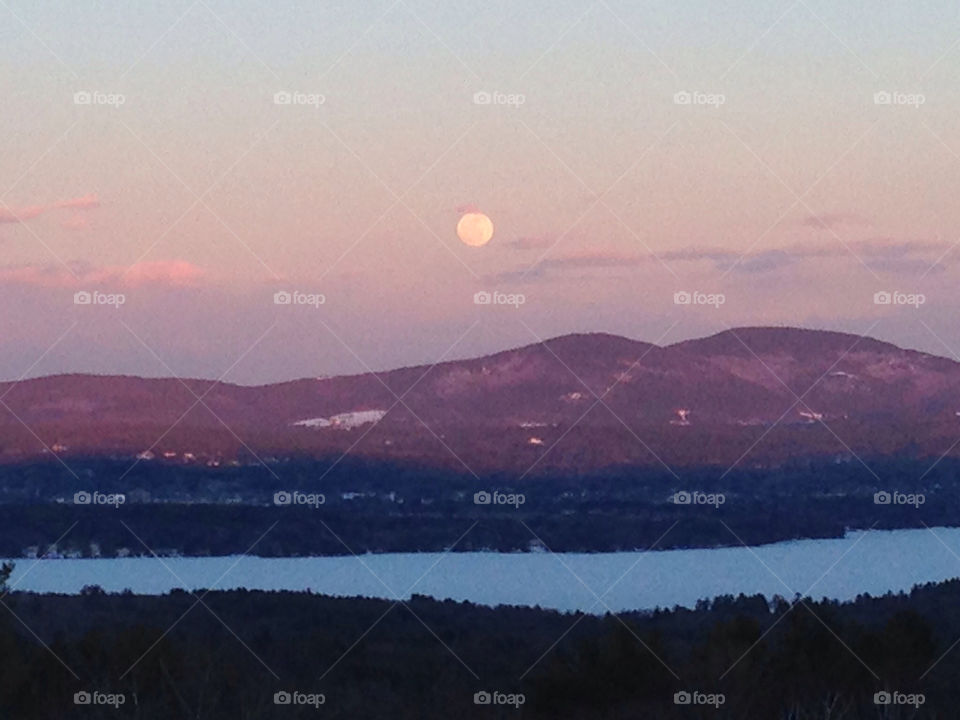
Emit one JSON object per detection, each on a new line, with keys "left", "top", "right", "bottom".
{"left": 2, "top": 0, "right": 960, "bottom": 382}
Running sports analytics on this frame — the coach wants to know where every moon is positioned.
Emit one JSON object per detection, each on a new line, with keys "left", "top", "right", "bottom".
{"left": 457, "top": 212, "right": 494, "bottom": 247}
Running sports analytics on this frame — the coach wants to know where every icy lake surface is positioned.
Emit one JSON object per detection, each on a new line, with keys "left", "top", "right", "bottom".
{"left": 6, "top": 527, "right": 959, "bottom": 613}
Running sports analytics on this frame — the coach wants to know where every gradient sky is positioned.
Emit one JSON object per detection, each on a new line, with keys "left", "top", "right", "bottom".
{"left": 3, "top": 0, "right": 960, "bottom": 383}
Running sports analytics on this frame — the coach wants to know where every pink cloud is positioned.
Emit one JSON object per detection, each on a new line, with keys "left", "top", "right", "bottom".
{"left": 123, "top": 260, "right": 206, "bottom": 286}
{"left": 0, "top": 260, "right": 207, "bottom": 288}
{"left": 0, "top": 194, "right": 100, "bottom": 225}
{"left": 55, "top": 193, "right": 100, "bottom": 210}
{"left": 0, "top": 205, "right": 46, "bottom": 223}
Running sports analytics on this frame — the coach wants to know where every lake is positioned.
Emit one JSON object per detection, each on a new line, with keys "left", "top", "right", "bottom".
{"left": 6, "top": 527, "right": 960, "bottom": 613}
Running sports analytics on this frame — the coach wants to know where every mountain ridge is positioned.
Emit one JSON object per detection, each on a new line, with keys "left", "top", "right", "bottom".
{"left": 1, "top": 326, "right": 958, "bottom": 472}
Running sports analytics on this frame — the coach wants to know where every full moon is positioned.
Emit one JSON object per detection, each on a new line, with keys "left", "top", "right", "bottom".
{"left": 456, "top": 212, "right": 494, "bottom": 247}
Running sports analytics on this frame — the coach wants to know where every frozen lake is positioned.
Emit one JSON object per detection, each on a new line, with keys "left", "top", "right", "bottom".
{"left": 6, "top": 527, "right": 959, "bottom": 613}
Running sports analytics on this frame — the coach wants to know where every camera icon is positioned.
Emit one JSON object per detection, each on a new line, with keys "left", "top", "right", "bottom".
{"left": 874, "top": 491, "right": 891, "bottom": 505}
{"left": 473, "top": 91, "right": 492, "bottom": 105}
{"left": 74, "top": 691, "right": 92, "bottom": 705}
{"left": 274, "top": 91, "right": 292, "bottom": 105}
{"left": 73, "top": 91, "right": 92, "bottom": 105}
{"left": 873, "top": 291, "right": 891, "bottom": 305}
{"left": 274, "top": 691, "right": 292, "bottom": 705}
{"left": 74, "top": 290, "right": 92, "bottom": 305}
{"left": 874, "top": 91, "right": 892, "bottom": 105}
{"left": 473, "top": 291, "right": 491, "bottom": 305}
{"left": 673, "top": 491, "right": 691, "bottom": 505}
{"left": 473, "top": 691, "right": 491, "bottom": 705}
{"left": 673, "top": 290, "right": 691, "bottom": 305}
{"left": 274, "top": 491, "right": 292, "bottom": 506}
{"left": 673, "top": 91, "right": 692, "bottom": 105}
{"left": 74, "top": 491, "right": 92, "bottom": 505}
{"left": 674, "top": 691, "right": 692, "bottom": 705}
{"left": 274, "top": 291, "right": 292, "bottom": 305}
{"left": 474, "top": 491, "right": 491, "bottom": 505}
{"left": 874, "top": 691, "right": 891, "bottom": 705}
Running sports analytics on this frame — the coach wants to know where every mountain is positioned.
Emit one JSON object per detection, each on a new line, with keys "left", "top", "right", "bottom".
{"left": 2, "top": 327, "right": 960, "bottom": 472}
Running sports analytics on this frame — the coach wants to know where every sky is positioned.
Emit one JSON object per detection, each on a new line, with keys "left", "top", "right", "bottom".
{"left": 3, "top": 0, "right": 960, "bottom": 383}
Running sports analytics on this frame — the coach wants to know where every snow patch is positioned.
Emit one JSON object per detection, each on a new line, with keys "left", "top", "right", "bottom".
{"left": 293, "top": 410, "right": 387, "bottom": 430}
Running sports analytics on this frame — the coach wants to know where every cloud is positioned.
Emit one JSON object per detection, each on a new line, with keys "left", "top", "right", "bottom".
{"left": 0, "top": 260, "right": 207, "bottom": 288}
{"left": 508, "top": 235, "right": 554, "bottom": 250}
{"left": 721, "top": 249, "right": 795, "bottom": 273}
{"left": 484, "top": 249, "right": 649, "bottom": 284}
{"left": 667, "top": 238, "right": 948, "bottom": 274}
{"left": 485, "top": 236, "right": 950, "bottom": 283}
{"left": 0, "top": 205, "right": 46, "bottom": 223}
{"left": 455, "top": 203, "right": 479, "bottom": 214}
{"left": 123, "top": 260, "right": 206, "bottom": 286}
{"left": 798, "top": 212, "right": 869, "bottom": 229}
{"left": 0, "top": 194, "right": 100, "bottom": 225}
{"left": 55, "top": 193, "right": 100, "bottom": 210}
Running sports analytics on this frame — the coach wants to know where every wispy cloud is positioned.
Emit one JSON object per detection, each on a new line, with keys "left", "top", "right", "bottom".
{"left": 798, "top": 212, "right": 870, "bottom": 230}
{"left": 0, "top": 194, "right": 100, "bottom": 225}
{"left": 486, "top": 237, "right": 950, "bottom": 283}
{"left": 508, "top": 235, "right": 555, "bottom": 250}
{"left": 55, "top": 193, "right": 100, "bottom": 210}
{"left": 0, "top": 259, "right": 206, "bottom": 288}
